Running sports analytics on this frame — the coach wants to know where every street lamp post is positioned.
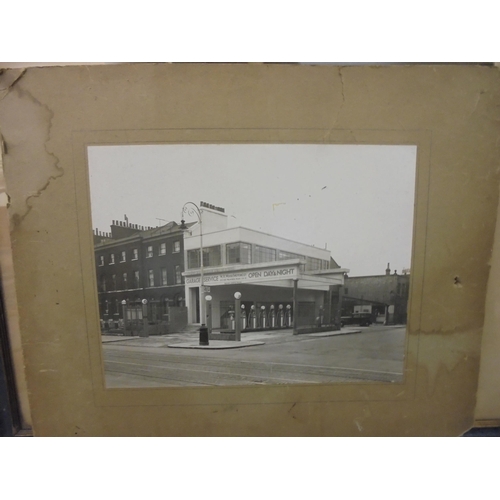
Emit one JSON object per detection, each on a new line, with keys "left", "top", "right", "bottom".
{"left": 121, "top": 300, "right": 127, "bottom": 336}
{"left": 179, "top": 202, "right": 205, "bottom": 325}
{"left": 234, "top": 291, "right": 241, "bottom": 341}
{"left": 205, "top": 295, "right": 213, "bottom": 335}
{"left": 140, "top": 298, "right": 149, "bottom": 338}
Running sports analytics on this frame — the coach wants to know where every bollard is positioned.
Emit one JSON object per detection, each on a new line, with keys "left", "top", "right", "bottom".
{"left": 199, "top": 324, "right": 209, "bottom": 346}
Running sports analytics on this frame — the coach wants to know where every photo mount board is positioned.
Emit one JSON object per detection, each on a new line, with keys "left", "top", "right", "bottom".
{"left": 76, "top": 128, "right": 423, "bottom": 406}
{"left": 1, "top": 63, "right": 498, "bottom": 436}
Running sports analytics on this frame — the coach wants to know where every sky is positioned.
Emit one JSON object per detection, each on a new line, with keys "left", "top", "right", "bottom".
{"left": 87, "top": 144, "right": 417, "bottom": 277}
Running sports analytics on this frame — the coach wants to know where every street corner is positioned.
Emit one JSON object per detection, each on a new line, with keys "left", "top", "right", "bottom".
{"left": 166, "top": 340, "right": 265, "bottom": 350}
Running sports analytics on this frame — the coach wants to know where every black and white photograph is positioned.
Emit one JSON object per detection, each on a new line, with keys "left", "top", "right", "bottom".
{"left": 88, "top": 144, "right": 416, "bottom": 388}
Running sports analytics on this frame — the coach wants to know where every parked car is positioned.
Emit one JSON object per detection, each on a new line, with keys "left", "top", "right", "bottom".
{"left": 340, "top": 313, "right": 373, "bottom": 327}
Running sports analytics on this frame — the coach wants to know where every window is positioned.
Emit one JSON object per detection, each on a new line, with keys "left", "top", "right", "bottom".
{"left": 203, "top": 246, "right": 221, "bottom": 267}
{"left": 305, "top": 257, "right": 322, "bottom": 271}
{"left": 109, "top": 253, "right": 115, "bottom": 265}
{"left": 132, "top": 248, "right": 138, "bottom": 260}
{"left": 98, "top": 255, "right": 104, "bottom": 266}
{"left": 111, "top": 274, "right": 116, "bottom": 291}
{"left": 175, "top": 265, "right": 182, "bottom": 284}
{"left": 254, "top": 245, "right": 276, "bottom": 263}
{"left": 227, "top": 242, "right": 252, "bottom": 265}
{"left": 122, "top": 273, "right": 128, "bottom": 289}
{"left": 120, "top": 251, "right": 126, "bottom": 262}
{"left": 278, "top": 250, "right": 303, "bottom": 261}
{"left": 173, "top": 241, "right": 180, "bottom": 253}
{"left": 187, "top": 249, "right": 200, "bottom": 269}
{"left": 344, "top": 287, "right": 348, "bottom": 296}
{"left": 134, "top": 270, "right": 140, "bottom": 287}
{"left": 159, "top": 243, "right": 166, "bottom": 255}
{"left": 161, "top": 268, "right": 168, "bottom": 285}
{"left": 101, "top": 276, "right": 106, "bottom": 292}
{"left": 148, "top": 269, "right": 154, "bottom": 287}
{"left": 147, "top": 245, "right": 153, "bottom": 258}
{"left": 187, "top": 246, "right": 221, "bottom": 269}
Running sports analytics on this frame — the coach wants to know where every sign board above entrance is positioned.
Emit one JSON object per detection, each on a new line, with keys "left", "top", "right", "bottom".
{"left": 185, "top": 266, "right": 298, "bottom": 286}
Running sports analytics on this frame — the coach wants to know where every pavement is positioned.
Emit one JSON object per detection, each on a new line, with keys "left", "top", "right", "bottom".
{"left": 101, "top": 335, "right": 137, "bottom": 343}
{"left": 101, "top": 326, "right": 362, "bottom": 349}
{"left": 167, "top": 340, "right": 266, "bottom": 350}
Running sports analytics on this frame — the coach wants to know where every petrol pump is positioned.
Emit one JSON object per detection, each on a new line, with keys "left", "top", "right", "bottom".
{"left": 228, "top": 310, "right": 235, "bottom": 330}
{"left": 285, "top": 304, "right": 293, "bottom": 327}
{"left": 241, "top": 304, "right": 247, "bottom": 330}
{"left": 278, "top": 304, "right": 285, "bottom": 328}
{"left": 249, "top": 305, "right": 257, "bottom": 329}
{"left": 260, "top": 305, "right": 267, "bottom": 329}
{"left": 269, "top": 305, "right": 276, "bottom": 328}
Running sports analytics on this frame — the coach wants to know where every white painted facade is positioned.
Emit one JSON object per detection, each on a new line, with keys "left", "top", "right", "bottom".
{"left": 182, "top": 207, "right": 348, "bottom": 328}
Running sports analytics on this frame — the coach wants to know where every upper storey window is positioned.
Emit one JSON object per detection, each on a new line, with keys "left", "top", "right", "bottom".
{"left": 187, "top": 246, "right": 221, "bottom": 269}
{"left": 226, "top": 242, "right": 252, "bottom": 265}
{"left": 254, "top": 245, "right": 276, "bottom": 264}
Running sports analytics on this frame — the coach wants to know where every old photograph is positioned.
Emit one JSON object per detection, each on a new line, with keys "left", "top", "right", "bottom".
{"left": 88, "top": 144, "right": 416, "bottom": 388}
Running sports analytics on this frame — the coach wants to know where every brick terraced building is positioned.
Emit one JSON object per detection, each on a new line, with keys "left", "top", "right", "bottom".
{"left": 94, "top": 218, "right": 192, "bottom": 334}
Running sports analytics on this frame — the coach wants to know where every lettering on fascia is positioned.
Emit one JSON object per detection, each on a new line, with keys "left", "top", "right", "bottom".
{"left": 185, "top": 267, "right": 296, "bottom": 285}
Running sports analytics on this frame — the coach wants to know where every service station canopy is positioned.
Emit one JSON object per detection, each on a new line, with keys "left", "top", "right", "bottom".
{"left": 182, "top": 259, "right": 348, "bottom": 291}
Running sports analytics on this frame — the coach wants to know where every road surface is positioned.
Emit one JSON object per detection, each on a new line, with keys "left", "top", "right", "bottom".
{"left": 103, "top": 325, "right": 406, "bottom": 388}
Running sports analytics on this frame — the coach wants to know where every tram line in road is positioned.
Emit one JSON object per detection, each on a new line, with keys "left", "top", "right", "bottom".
{"left": 103, "top": 346, "right": 403, "bottom": 386}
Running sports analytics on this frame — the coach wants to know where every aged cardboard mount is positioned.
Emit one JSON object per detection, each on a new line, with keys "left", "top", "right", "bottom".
{"left": 0, "top": 63, "right": 499, "bottom": 435}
